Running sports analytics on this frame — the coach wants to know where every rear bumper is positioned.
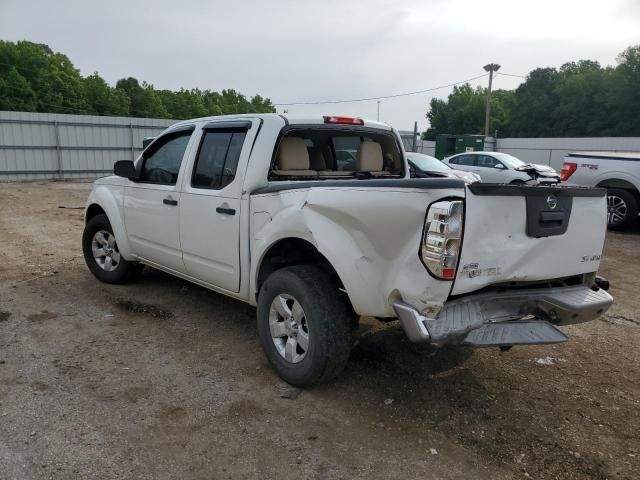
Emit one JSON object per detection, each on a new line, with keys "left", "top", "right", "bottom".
{"left": 392, "top": 284, "right": 613, "bottom": 346}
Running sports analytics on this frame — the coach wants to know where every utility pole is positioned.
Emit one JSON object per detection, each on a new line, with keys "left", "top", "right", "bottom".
{"left": 483, "top": 63, "right": 500, "bottom": 138}
{"left": 376, "top": 100, "right": 380, "bottom": 121}
{"left": 412, "top": 121, "right": 418, "bottom": 152}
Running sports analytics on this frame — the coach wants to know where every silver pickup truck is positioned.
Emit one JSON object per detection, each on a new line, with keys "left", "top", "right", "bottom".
{"left": 562, "top": 151, "right": 640, "bottom": 229}
{"left": 82, "top": 114, "right": 613, "bottom": 386}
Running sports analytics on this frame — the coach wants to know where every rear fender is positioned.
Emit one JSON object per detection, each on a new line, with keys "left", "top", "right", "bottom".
{"left": 251, "top": 187, "right": 460, "bottom": 316}
{"left": 594, "top": 171, "right": 640, "bottom": 192}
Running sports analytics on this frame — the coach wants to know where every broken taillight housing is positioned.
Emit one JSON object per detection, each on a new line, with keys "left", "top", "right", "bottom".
{"left": 420, "top": 200, "right": 464, "bottom": 280}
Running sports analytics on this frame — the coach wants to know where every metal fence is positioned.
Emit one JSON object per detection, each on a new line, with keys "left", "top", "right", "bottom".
{"left": 0, "top": 111, "right": 175, "bottom": 180}
{"left": 403, "top": 134, "right": 640, "bottom": 169}
{"left": 3, "top": 110, "right": 640, "bottom": 180}
{"left": 495, "top": 137, "right": 640, "bottom": 170}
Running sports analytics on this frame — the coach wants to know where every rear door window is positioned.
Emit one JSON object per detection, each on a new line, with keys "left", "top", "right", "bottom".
{"left": 450, "top": 155, "right": 475, "bottom": 166}
{"left": 192, "top": 130, "right": 247, "bottom": 189}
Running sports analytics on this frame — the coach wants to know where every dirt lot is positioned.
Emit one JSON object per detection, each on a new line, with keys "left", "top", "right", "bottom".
{"left": 0, "top": 181, "right": 638, "bottom": 480}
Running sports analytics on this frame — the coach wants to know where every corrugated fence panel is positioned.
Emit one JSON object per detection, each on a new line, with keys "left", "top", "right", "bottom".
{"left": 1, "top": 110, "right": 175, "bottom": 180}
{"left": 496, "top": 137, "right": 640, "bottom": 170}
{"left": 4, "top": 110, "right": 640, "bottom": 180}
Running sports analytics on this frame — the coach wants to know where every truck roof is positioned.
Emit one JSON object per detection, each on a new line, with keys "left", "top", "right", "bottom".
{"left": 169, "top": 113, "right": 392, "bottom": 131}
{"left": 567, "top": 151, "right": 640, "bottom": 161}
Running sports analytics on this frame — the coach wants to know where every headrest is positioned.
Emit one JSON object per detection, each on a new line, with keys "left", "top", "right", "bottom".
{"left": 277, "top": 137, "right": 310, "bottom": 170}
{"left": 355, "top": 141, "right": 383, "bottom": 172}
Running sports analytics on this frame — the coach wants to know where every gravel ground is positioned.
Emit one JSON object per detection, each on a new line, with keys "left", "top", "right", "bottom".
{"left": 0, "top": 180, "right": 638, "bottom": 480}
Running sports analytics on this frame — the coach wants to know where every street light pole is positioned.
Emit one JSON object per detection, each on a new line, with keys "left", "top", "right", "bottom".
{"left": 483, "top": 63, "right": 500, "bottom": 138}
{"left": 377, "top": 100, "right": 380, "bottom": 121}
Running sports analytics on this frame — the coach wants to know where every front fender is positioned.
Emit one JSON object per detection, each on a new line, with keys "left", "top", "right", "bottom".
{"left": 85, "top": 184, "right": 134, "bottom": 260}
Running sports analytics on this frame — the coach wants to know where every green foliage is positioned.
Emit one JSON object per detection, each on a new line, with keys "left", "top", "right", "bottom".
{"left": 426, "top": 44, "right": 640, "bottom": 138}
{"left": 423, "top": 84, "right": 514, "bottom": 140}
{"left": 0, "top": 40, "right": 275, "bottom": 118}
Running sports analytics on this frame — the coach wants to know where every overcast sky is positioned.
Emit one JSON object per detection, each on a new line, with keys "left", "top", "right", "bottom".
{"left": 1, "top": 0, "right": 639, "bottom": 130}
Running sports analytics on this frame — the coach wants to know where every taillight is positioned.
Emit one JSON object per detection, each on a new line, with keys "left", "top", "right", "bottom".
{"left": 560, "top": 162, "right": 577, "bottom": 181}
{"left": 323, "top": 115, "right": 364, "bottom": 125}
{"left": 420, "top": 200, "right": 464, "bottom": 280}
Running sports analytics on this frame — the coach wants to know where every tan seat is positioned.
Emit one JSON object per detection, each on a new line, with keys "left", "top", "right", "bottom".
{"left": 355, "top": 141, "right": 388, "bottom": 175}
{"left": 273, "top": 137, "right": 317, "bottom": 176}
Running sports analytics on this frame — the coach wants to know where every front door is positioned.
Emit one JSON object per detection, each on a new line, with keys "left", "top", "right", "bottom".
{"left": 179, "top": 120, "right": 256, "bottom": 292}
{"left": 475, "top": 154, "right": 506, "bottom": 183}
{"left": 124, "top": 127, "right": 195, "bottom": 273}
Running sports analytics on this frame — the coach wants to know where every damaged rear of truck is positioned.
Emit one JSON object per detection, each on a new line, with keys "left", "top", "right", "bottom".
{"left": 249, "top": 116, "right": 612, "bottom": 384}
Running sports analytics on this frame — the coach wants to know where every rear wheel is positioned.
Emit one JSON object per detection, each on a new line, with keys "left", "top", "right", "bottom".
{"left": 257, "top": 265, "right": 352, "bottom": 387}
{"left": 82, "top": 214, "right": 142, "bottom": 284}
{"left": 606, "top": 188, "right": 638, "bottom": 230}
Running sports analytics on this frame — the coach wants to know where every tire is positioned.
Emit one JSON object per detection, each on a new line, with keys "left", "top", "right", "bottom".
{"left": 510, "top": 179, "right": 526, "bottom": 185}
{"left": 606, "top": 188, "right": 638, "bottom": 230}
{"left": 82, "top": 214, "right": 143, "bottom": 284}
{"left": 257, "top": 265, "right": 352, "bottom": 387}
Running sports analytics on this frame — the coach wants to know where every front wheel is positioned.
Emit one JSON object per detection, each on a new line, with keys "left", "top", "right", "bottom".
{"left": 606, "top": 188, "right": 638, "bottom": 230}
{"left": 257, "top": 265, "right": 352, "bottom": 387}
{"left": 82, "top": 214, "right": 142, "bottom": 284}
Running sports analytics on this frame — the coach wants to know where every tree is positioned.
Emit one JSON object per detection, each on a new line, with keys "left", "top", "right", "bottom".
{"left": 0, "top": 40, "right": 275, "bottom": 119}
{"left": 83, "top": 73, "right": 130, "bottom": 116}
{"left": 0, "top": 40, "right": 88, "bottom": 114}
{"left": 424, "top": 83, "right": 513, "bottom": 139}
{"left": 508, "top": 68, "right": 561, "bottom": 137}
{"left": 0, "top": 66, "right": 37, "bottom": 111}
{"left": 607, "top": 45, "right": 640, "bottom": 135}
{"left": 115, "top": 78, "right": 168, "bottom": 118}
{"left": 551, "top": 61, "right": 613, "bottom": 136}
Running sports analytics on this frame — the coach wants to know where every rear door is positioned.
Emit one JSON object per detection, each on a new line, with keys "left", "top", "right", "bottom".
{"left": 124, "top": 126, "right": 195, "bottom": 273}
{"left": 178, "top": 119, "right": 259, "bottom": 293}
{"left": 453, "top": 184, "right": 607, "bottom": 295}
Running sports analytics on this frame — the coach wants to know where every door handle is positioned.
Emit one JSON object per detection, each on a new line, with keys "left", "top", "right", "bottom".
{"left": 216, "top": 206, "right": 236, "bottom": 215}
{"left": 163, "top": 197, "right": 178, "bottom": 206}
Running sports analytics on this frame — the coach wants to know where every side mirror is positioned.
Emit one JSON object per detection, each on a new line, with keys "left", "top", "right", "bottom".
{"left": 114, "top": 160, "right": 137, "bottom": 180}
{"left": 495, "top": 163, "right": 506, "bottom": 170}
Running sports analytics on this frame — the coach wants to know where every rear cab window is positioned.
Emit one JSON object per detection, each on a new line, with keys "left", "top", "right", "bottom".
{"left": 270, "top": 126, "right": 405, "bottom": 180}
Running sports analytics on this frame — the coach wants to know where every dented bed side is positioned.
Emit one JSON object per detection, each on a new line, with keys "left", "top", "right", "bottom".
{"left": 249, "top": 182, "right": 463, "bottom": 316}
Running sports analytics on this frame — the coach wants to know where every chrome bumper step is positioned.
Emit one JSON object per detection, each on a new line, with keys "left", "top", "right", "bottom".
{"left": 462, "top": 320, "right": 567, "bottom": 347}
{"left": 393, "top": 284, "right": 612, "bottom": 346}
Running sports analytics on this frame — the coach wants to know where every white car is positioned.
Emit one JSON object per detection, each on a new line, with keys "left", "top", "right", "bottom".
{"left": 443, "top": 151, "right": 560, "bottom": 184}
{"left": 82, "top": 114, "right": 612, "bottom": 386}
{"left": 406, "top": 152, "right": 480, "bottom": 183}
{"left": 561, "top": 151, "right": 640, "bottom": 229}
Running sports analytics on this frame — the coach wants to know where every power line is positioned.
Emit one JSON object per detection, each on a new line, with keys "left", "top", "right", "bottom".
{"left": 273, "top": 73, "right": 489, "bottom": 106}
{"left": 497, "top": 72, "right": 527, "bottom": 79}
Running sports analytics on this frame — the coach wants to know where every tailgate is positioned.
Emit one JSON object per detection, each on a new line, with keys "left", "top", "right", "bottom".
{"left": 452, "top": 184, "right": 607, "bottom": 295}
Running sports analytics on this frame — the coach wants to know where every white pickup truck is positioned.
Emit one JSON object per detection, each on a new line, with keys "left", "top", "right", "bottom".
{"left": 83, "top": 114, "right": 613, "bottom": 386}
{"left": 561, "top": 151, "right": 640, "bottom": 229}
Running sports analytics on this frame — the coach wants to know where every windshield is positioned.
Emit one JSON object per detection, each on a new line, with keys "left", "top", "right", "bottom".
{"left": 406, "top": 153, "right": 451, "bottom": 172}
{"left": 492, "top": 153, "right": 525, "bottom": 168}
